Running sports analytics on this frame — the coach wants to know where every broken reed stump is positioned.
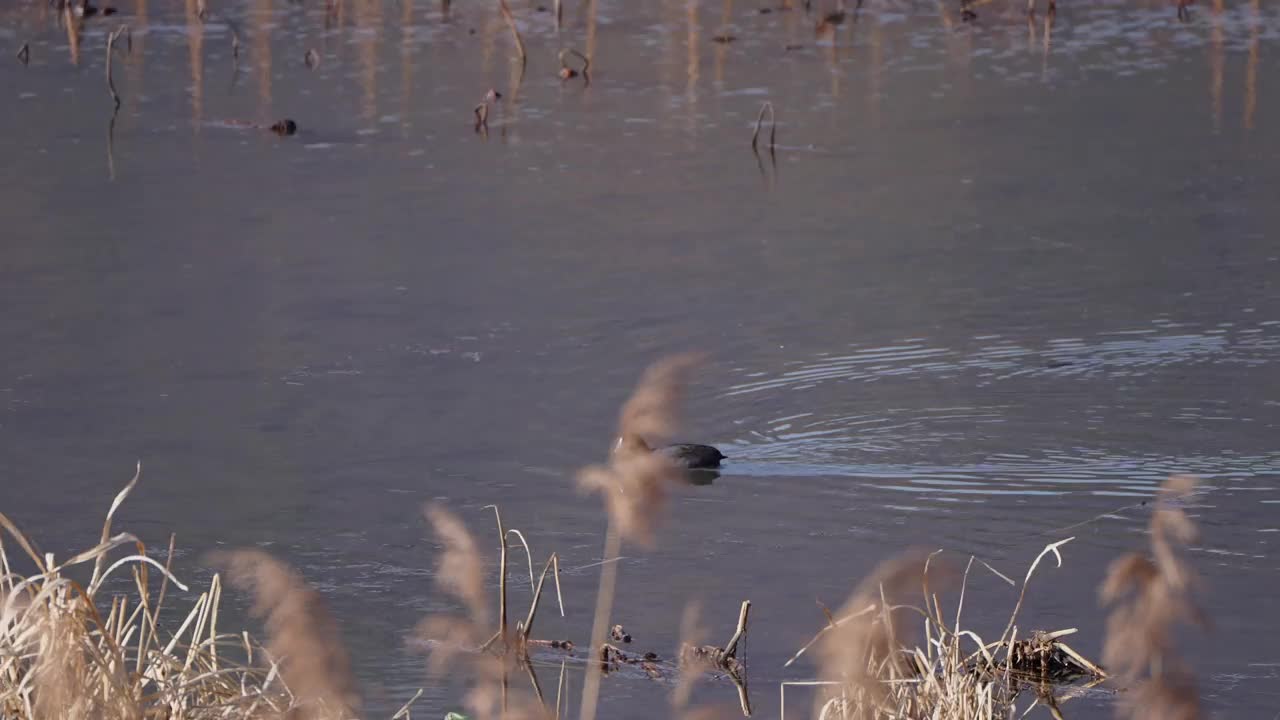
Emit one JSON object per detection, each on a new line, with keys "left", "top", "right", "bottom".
{"left": 751, "top": 102, "right": 776, "bottom": 152}
{"left": 681, "top": 600, "right": 751, "bottom": 679}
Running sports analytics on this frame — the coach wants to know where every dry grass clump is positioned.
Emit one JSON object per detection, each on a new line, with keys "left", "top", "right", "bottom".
{"left": 0, "top": 466, "right": 429, "bottom": 720}
{"left": 1100, "top": 475, "right": 1205, "bottom": 720}
{"left": 789, "top": 538, "right": 1104, "bottom": 720}
{"left": 0, "top": 467, "right": 305, "bottom": 719}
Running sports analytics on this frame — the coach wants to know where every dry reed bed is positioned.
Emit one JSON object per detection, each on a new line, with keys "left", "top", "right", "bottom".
{"left": 1, "top": 356, "right": 1207, "bottom": 720}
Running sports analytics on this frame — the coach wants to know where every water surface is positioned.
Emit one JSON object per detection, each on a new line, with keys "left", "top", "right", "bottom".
{"left": 2, "top": 0, "right": 1278, "bottom": 717}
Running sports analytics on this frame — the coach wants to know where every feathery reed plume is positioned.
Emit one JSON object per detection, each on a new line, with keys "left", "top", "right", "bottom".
{"left": 577, "top": 353, "right": 704, "bottom": 720}
{"left": 30, "top": 601, "right": 96, "bottom": 719}
{"left": 416, "top": 506, "right": 548, "bottom": 720}
{"left": 673, "top": 601, "right": 710, "bottom": 710}
{"left": 1100, "top": 475, "right": 1205, "bottom": 720}
{"left": 218, "top": 550, "right": 361, "bottom": 720}
{"left": 427, "top": 505, "right": 489, "bottom": 626}
{"left": 814, "top": 550, "right": 938, "bottom": 719}
{"left": 616, "top": 353, "right": 703, "bottom": 449}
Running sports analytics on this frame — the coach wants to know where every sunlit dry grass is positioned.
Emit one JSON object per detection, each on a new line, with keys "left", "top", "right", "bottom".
{"left": 1, "top": 467, "right": 300, "bottom": 719}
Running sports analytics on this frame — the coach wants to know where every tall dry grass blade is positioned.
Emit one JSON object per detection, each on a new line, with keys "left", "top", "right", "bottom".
{"left": 217, "top": 549, "right": 361, "bottom": 719}
{"left": 88, "top": 462, "right": 140, "bottom": 591}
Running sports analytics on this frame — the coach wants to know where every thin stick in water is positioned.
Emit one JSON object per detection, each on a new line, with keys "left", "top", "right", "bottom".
{"left": 751, "top": 101, "right": 776, "bottom": 151}
{"left": 554, "top": 0, "right": 563, "bottom": 28}
{"left": 17, "top": 42, "right": 30, "bottom": 66}
{"left": 498, "top": 0, "right": 527, "bottom": 67}
{"left": 105, "top": 25, "right": 128, "bottom": 109}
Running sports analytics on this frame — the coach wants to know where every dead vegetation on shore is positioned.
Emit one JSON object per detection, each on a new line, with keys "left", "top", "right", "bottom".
{"left": 0, "top": 359, "right": 1208, "bottom": 720}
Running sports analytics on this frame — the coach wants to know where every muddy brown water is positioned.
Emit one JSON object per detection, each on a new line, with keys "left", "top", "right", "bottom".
{"left": 2, "top": 0, "right": 1279, "bottom": 717}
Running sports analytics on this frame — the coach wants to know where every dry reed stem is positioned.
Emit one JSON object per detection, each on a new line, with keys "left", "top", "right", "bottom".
{"left": 498, "top": 0, "right": 527, "bottom": 67}
{"left": 554, "top": 0, "right": 563, "bottom": 28}
{"left": 579, "top": 355, "right": 702, "bottom": 720}
{"left": 217, "top": 550, "right": 361, "bottom": 719}
{"left": 578, "top": 522, "right": 620, "bottom": 720}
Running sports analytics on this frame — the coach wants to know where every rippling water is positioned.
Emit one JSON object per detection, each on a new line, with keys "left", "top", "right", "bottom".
{"left": 2, "top": 0, "right": 1278, "bottom": 717}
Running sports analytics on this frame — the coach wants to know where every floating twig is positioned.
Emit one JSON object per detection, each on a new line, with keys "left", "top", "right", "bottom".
{"left": 17, "top": 42, "right": 30, "bottom": 66}
{"left": 498, "top": 0, "right": 527, "bottom": 68}
{"left": 750, "top": 101, "right": 776, "bottom": 152}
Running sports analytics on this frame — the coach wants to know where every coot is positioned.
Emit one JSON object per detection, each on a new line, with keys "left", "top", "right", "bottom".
{"left": 613, "top": 434, "right": 726, "bottom": 470}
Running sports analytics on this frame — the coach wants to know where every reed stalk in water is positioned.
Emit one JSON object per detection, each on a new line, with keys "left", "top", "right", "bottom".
{"left": 577, "top": 354, "right": 702, "bottom": 720}
{"left": 751, "top": 101, "right": 776, "bottom": 152}
{"left": 105, "top": 24, "right": 128, "bottom": 109}
{"left": 499, "top": 0, "right": 527, "bottom": 68}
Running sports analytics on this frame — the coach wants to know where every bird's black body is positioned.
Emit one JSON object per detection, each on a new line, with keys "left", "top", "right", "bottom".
{"left": 655, "top": 443, "right": 726, "bottom": 469}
